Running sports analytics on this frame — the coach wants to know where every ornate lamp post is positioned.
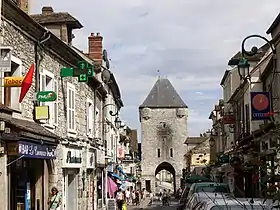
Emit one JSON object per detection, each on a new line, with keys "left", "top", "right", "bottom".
{"left": 238, "top": 34, "right": 276, "bottom": 80}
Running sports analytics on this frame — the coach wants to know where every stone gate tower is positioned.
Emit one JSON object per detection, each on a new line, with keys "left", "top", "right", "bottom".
{"left": 139, "top": 77, "right": 188, "bottom": 193}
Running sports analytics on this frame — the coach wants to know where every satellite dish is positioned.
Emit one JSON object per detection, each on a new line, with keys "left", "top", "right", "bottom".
{"left": 106, "top": 60, "right": 110, "bottom": 69}
{"left": 103, "top": 49, "right": 108, "bottom": 61}
{"left": 101, "top": 69, "right": 111, "bottom": 84}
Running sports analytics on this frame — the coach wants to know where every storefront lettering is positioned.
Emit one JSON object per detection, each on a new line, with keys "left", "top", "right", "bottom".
{"left": 66, "top": 151, "right": 82, "bottom": 164}
{"left": 8, "top": 141, "right": 57, "bottom": 159}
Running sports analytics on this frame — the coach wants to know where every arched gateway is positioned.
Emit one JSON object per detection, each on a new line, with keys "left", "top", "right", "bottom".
{"left": 139, "top": 78, "right": 188, "bottom": 194}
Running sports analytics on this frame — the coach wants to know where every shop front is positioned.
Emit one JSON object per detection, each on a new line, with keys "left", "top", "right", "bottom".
{"left": 62, "top": 146, "right": 83, "bottom": 210}
{"left": 95, "top": 149, "right": 106, "bottom": 209}
{"left": 7, "top": 140, "right": 56, "bottom": 210}
{"left": 86, "top": 147, "right": 95, "bottom": 210}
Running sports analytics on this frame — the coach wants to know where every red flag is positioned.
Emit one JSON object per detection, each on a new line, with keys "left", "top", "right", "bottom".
{"left": 19, "top": 63, "right": 35, "bottom": 103}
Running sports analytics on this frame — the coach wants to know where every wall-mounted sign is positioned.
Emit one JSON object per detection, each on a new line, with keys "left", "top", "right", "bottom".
{"left": 4, "top": 76, "right": 24, "bottom": 87}
{"left": 0, "top": 47, "right": 11, "bottom": 72}
{"left": 62, "top": 147, "right": 83, "bottom": 168}
{"left": 7, "top": 141, "right": 56, "bottom": 159}
{"left": 35, "top": 106, "right": 49, "bottom": 120}
{"left": 117, "top": 148, "right": 125, "bottom": 159}
{"left": 251, "top": 92, "right": 271, "bottom": 121}
{"left": 86, "top": 149, "right": 95, "bottom": 169}
{"left": 36, "top": 91, "right": 57, "bottom": 102}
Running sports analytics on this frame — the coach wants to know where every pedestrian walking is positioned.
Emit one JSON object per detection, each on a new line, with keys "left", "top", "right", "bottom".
{"left": 47, "top": 186, "right": 62, "bottom": 210}
{"left": 148, "top": 191, "right": 154, "bottom": 206}
{"left": 132, "top": 190, "right": 136, "bottom": 205}
{"left": 116, "top": 190, "right": 124, "bottom": 210}
{"left": 135, "top": 190, "right": 140, "bottom": 206}
{"left": 125, "top": 189, "right": 130, "bottom": 205}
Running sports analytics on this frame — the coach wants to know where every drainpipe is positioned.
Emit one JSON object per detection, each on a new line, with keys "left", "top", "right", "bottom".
{"left": 35, "top": 32, "right": 51, "bottom": 95}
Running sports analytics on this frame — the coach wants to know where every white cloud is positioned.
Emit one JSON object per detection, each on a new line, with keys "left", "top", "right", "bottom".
{"left": 31, "top": 0, "right": 280, "bottom": 137}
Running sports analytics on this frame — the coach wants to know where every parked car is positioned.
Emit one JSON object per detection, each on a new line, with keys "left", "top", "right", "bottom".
{"left": 193, "top": 197, "right": 274, "bottom": 210}
{"left": 185, "top": 192, "right": 231, "bottom": 210}
{"left": 186, "top": 182, "right": 230, "bottom": 201}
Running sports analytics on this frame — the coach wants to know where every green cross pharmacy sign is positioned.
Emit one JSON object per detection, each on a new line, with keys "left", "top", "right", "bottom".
{"left": 60, "top": 60, "right": 94, "bottom": 82}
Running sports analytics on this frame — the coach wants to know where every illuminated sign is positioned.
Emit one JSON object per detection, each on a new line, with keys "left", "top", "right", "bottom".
{"left": 4, "top": 76, "right": 24, "bottom": 87}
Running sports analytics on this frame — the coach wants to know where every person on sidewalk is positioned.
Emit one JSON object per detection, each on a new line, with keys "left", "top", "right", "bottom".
{"left": 116, "top": 190, "right": 124, "bottom": 210}
{"left": 131, "top": 190, "right": 136, "bottom": 205}
{"left": 148, "top": 191, "right": 154, "bottom": 206}
{"left": 135, "top": 190, "right": 140, "bottom": 206}
{"left": 125, "top": 189, "right": 130, "bottom": 205}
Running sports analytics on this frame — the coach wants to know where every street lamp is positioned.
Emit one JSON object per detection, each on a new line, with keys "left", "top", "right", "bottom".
{"left": 115, "top": 116, "right": 121, "bottom": 129}
{"left": 209, "top": 137, "right": 215, "bottom": 147}
{"left": 238, "top": 34, "right": 276, "bottom": 80}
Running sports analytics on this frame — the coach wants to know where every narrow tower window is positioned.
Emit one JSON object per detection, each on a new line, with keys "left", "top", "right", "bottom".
{"left": 157, "top": 149, "right": 161, "bottom": 158}
{"left": 170, "top": 148, "right": 173, "bottom": 158}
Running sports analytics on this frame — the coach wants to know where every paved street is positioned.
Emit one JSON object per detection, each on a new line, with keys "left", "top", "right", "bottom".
{"left": 128, "top": 199, "right": 178, "bottom": 210}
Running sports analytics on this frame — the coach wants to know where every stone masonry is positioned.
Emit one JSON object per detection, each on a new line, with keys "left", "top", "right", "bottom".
{"left": 1, "top": 8, "right": 103, "bottom": 210}
{"left": 139, "top": 78, "right": 188, "bottom": 193}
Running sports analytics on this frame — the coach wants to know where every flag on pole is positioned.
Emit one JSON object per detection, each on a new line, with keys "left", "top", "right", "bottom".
{"left": 19, "top": 63, "right": 35, "bottom": 103}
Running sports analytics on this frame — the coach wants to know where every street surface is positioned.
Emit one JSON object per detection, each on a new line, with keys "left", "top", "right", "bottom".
{"left": 128, "top": 199, "right": 178, "bottom": 210}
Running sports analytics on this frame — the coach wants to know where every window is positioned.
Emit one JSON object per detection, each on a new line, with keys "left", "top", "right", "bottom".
{"left": 157, "top": 149, "right": 161, "bottom": 158}
{"left": 95, "top": 108, "right": 100, "bottom": 137}
{"left": 67, "top": 83, "right": 75, "bottom": 132}
{"left": 2, "top": 56, "right": 22, "bottom": 110}
{"left": 86, "top": 99, "right": 93, "bottom": 136}
{"left": 170, "top": 148, "right": 173, "bottom": 158}
{"left": 40, "top": 70, "right": 58, "bottom": 126}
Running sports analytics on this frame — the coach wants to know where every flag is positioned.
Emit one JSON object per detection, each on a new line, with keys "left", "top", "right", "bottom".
{"left": 107, "top": 176, "right": 118, "bottom": 198}
{"left": 19, "top": 63, "right": 35, "bottom": 103}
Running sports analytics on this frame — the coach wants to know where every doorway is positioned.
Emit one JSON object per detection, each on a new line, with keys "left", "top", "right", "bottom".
{"left": 67, "top": 170, "right": 78, "bottom": 210}
{"left": 145, "top": 180, "right": 151, "bottom": 192}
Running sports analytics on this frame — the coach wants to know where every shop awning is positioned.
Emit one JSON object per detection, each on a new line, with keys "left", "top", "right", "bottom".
{"left": 108, "top": 172, "right": 123, "bottom": 181}
{"left": 0, "top": 108, "right": 59, "bottom": 144}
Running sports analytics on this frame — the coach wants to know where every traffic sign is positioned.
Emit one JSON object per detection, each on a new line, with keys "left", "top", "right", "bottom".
{"left": 36, "top": 91, "right": 57, "bottom": 102}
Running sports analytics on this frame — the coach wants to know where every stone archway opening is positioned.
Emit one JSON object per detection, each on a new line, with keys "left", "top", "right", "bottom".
{"left": 155, "top": 162, "right": 176, "bottom": 194}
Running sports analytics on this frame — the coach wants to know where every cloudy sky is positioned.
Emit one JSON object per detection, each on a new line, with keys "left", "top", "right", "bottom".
{"left": 31, "top": 1, "right": 280, "bottom": 137}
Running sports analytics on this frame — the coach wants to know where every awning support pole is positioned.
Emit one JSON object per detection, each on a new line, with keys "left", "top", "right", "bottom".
{"left": 6, "top": 155, "right": 24, "bottom": 167}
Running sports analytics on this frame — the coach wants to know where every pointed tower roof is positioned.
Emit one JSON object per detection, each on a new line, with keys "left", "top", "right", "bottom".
{"left": 139, "top": 78, "right": 188, "bottom": 108}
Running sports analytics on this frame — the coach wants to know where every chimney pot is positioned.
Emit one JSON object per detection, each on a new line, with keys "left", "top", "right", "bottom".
{"left": 90, "top": 33, "right": 95, "bottom": 37}
{"left": 96, "top": 32, "right": 100, "bottom": 36}
{"left": 42, "top": 6, "right": 54, "bottom": 15}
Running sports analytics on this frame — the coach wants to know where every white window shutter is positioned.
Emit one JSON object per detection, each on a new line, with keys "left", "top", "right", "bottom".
{"left": 86, "top": 102, "right": 89, "bottom": 134}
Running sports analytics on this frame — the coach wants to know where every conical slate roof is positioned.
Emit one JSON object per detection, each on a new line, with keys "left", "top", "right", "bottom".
{"left": 139, "top": 78, "right": 188, "bottom": 108}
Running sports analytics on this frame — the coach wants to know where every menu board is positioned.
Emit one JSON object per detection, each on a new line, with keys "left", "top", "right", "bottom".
{"left": 107, "top": 199, "right": 116, "bottom": 210}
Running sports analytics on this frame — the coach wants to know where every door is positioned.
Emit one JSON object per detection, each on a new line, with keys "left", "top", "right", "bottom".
{"left": 67, "top": 171, "right": 77, "bottom": 210}
{"left": 145, "top": 180, "right": 151, "bottom": 192}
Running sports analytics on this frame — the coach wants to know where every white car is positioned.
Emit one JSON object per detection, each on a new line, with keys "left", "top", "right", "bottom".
{"left": 185, "top": 192, "right": 231, "bottom": 210}
{"left": 193, "top": 197, "right": 274, "bottom": 210}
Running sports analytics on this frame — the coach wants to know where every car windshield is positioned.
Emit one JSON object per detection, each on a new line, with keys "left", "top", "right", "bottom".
{"left": 197, "top": 186, "right": 230, "bottom": 193}
{"left": 211, "top": 205, "right": 265, "bottom": 210}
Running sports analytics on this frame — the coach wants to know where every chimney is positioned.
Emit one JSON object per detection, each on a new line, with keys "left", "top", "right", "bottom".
{"left": 88, "top": 32, "right": 103, "bottom": 66}
{"left": 42, "top": 6, "right": 54, "bottom": 15}
{"left": 17, "top": 0, "right": 29, "bottom": 14}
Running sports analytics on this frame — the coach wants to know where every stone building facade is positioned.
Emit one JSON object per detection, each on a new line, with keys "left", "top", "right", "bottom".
{"left": 139, "top": 78, "right": 188, "bottom": 193}
{"left": 0, "top": 1, "right": 125, "bottom": 210}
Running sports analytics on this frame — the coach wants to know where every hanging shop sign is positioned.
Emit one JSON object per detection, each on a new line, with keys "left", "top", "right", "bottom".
{"left": 0, "top": 47, "right": 12, "bottom": 72}
{"left": 34, "top": 106, "right": 50, "bottom": 120}
{"left": 251, "top": 92, "right": 271, "bottom": 121}
{"left": 7, "top": 141, "right": 56, "bottom": 159}
{"left": 86, "top": 149, "right": 95, "bottom": 169}
{"left": 36, "top": 91, "right": 57, "bottom": 102}
{"left": 117, "top": 148, "right": 125, "bottom": 159}
{"left": 62, "top": 147, "right": 83, "bottom": 168}
{"left": 4, "top": 76, "right": 24, "bottom": 87}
